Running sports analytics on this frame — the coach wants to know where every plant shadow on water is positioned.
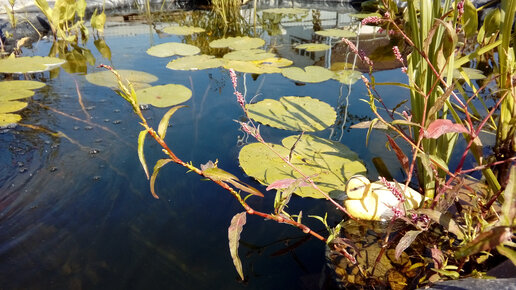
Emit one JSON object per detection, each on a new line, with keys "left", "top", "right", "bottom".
{"left": 1, "top": 1, "right": 513, "bottom": 289}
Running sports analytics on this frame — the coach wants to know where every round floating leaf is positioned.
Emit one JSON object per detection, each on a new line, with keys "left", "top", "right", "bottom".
{"left": 0, "top": 100, "right": 28, "bottom": 113}
{"left": 330, "top": 62, "right": 354, "bottom": 71}
{"left": 135, "top": 84, "right": 192, "bottom": 108}
{"left": 85, "top": 69, "right": 158, "bottom": 89}
{"left": 333, "top": 70, "right": 363, "bottom": 85}
{"left": 146, "top": 42, "right": 200, "bottom": 58}
{"left": 295, "top": 43, "right": 331, "bottom": 52}
{"left": 348, "top": 12, "right": 382, "bottom": 19}
{"left": 166, "top": 55, "right": 224, "bottom": 70}
{"left": 0, "top": 56, "right": 65, "bottom": 73}
{"left": 0, "top": 80, "right": 45, "bottom": 101}
{"left": 209, "top": 36, "right": 265, "bottom": 50}
{"left": 262, "top": 8, "right": 309, "bottom": 15}
{"left": 0, "top": 89, "right": 34, "bottom": 101}
{"left": 253, "top": 57, "right": 293, "bottom": 68}
{"left": 225, "top": 60, "right": 281, "bottom": 74}
{"left": 281, "top": 66, "right": 334, "bottom": 83}
{"left": 238, "top": 134, "right": 366, "bottom": 199}
{"left": 246, "top": 96, "right": 336, "bottom": 131}
{"left": 315, "top": 29, "right": 357, "bottom": 38}
{"left": 223, "top": 49, "right": 275, "bottom": 61}
{"left": 162, "top": 25, "right": 205, "bottom": 35}
{"left": 0, "top": 113, "right": 22, "bottom": 127}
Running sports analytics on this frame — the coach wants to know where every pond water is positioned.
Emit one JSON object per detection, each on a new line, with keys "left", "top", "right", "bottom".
{"left": 0, "top": 3, "right": 478, "bottom": 289}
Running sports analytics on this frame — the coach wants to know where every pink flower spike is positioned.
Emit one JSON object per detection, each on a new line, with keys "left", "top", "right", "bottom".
{"left": 361, "top": 16, "right": 381, "bottom": 25}
{"left": 229, "top": 68, "right": 238, "bottom": 89}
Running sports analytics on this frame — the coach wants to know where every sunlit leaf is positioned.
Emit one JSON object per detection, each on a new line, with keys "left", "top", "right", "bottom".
{"left": 332, "top": 69, "right": 362, "bottom": 85}
{"left": 94, "top": 38, "right": 112, "bottom": 60}
{"left": 395, "top": 230, "right": 422, "bottom": 260}
{"left": 496, "top": 244, "right": 516, "bottom": 265}
{"left": 0, "top": 101, "right": 28, "bottom": 113}
{"left": 0, "top": 113, "right": 21, "bottom": 126}
{"left": 209, "top": 36, "right": 265, "bottom": 50}
{"left": 224, "top": 60, "right": 281, "bottom": 74}
{"left": 453, "top": 67, "right": 486, "bottom": 80}
{"left": 0, "top": 80, "right": 45, "bottom": 101}
{"left": 424, "top": 119, "right": 469, "bottom": 139}
{"left": 150, "top": 159, "right": 172, "bottom": 199}
{"left": 315, "top": 29, "right": 356, "bottom": 38}
{"left": 85, "top": 69, "right": 158, "bottom": 89}
{"left": 261, "top": 8, "right": 308, "bottom": 15}
{"left": 166, "top": 55, "right": 224, "bottom": 71}
{"left": 158, "top": 105, "right": 187, "bottom": 139}
{"left": 138, "top": 129, "right": 150, "bottom": 180}
{"left": 246, "top": 96, "right": 336, "bottom": 131}
{"left": 146, "top": 42, "right": 200, "bottom": 58}
{"left": 456, "top": 227, "right": 512, "bottom": 259}
{"left": 294, "top": 43, "right": 331, "bottom": 52}
{"left": 202, "top": 167, "right": 239, "bottom": 182}
{"left": 0, "top": 56, "right": 65, "bottom": 73}
{"left": 239, "top": 134, "right": 366, "bottom": 199}
{"left": 223, "top": 49, "right": 275, "bottom": 61}
{"left": 266, "top": 178, "right": 309, "bottom": 191}
{"left": 417, "top": 209, "right": 464, "bottom": 239}
{"left": 90, "top": 8, "right": 106, "bottom": 34}
{"left": 348, "top": 12, "right": 382, "bottom": 19}
{"left": 462, "top": 0, "right": 478, "bottom": 38}
{"left": 228, "top": 212, "right": 246, "bottom": 280}
{"left": 135, "top": 84, "right": 192, "bottom": 108}
{"left": 252, "top": 57, "right": 293, "bottom": 68}
{"left": 162, "top": 25, "right": 205, "bottom": 35}
{"left": 281, "top": 66, "right": 334, "bottom": 83}
{"left": 500, "top": 166, "right": 516, "bottom": 226}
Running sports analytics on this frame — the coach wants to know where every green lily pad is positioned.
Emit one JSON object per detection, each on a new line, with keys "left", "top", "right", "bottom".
{"left": 315, "top": 29, "right": 357, "bottom": 38}
{"left": 223, "top": 49, "right": 275, "bottom": 61}
{"left": 0, "top": 113, "right": 22, "bottom": 127}
{"left": 85, "top": 69, "right": 158, "bottom": 89}
{"left": 225, "top": 60, "right": 281, "bottom": 74}
{"left": 0, "top": 80, "right": 46, "bottom": 101}
{"left": 238, "top": 134, "right": 366, "bottom": 199}
{"left": 281, "top": 66, "right": 335, "bottom": 83}
{"left": 254, "top": 57, "right": 293, "bottom": 68}
{"left": 0, "top": 56, "right": 65, "bottom": 73}
{"left": 348, "top": 12, "right": 382, "bottom": 19}
{"left": 135, "top": 84, "right": 192, "bottom": 108}
{"left": 166, "top": 55, "right": 224, "bottom": 71}
{"left": 295, "top": 43, "right": 331, "bottom": 52}
{"left": 146, "top": 42, "right": 201, "bottom": 58}
{"left": 209, "top": 36, "right": 265, "bottom": 50}
{"left": 246, "top": 96, "right": 336, "bottom": 131}
{"left": 0, "top": 100, "right": 28, "bottom": 113}
{"left": 162, "top": 25, "right": 205, "bottom": 35}
{"left": 262, "top": 8, "right": 309, "bottom": 15}
{"left": 332, "top": 70, "right": 362, "bottom": 85}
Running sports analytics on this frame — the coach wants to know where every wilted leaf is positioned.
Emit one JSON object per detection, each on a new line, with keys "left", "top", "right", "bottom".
{"left": 386, "top": 135, "right": 409, "bottom": 175}
{"left": 135, "top": 84, "right": 192, "bottom": 108}
{"left": 246, "top": 96, "right": 336, "bottom": 131}
{"left": 294, "top": 43, "right": 331, "bottom": 52}
{"left": 158, "top": 105, "right": 187, "bottom": 139}
{"left": 0, "top": 113, "right": 21, "bottom": 127}
{"left": 210, "top": 36, "right": 265, "bottom": 50}
{"left": 281, "top": 66, "right": 334, "bottom": 83}
{"left": 239, "top": 134, "right": 366, "bottom": 199}
{"left": 228, "top": 212, "right": 246, "bottom": 280}
{"left": 162, "top": 25, "right": 205, "bottom": 35}
{"left": 149, "top": 159, "right": 172, "bottom": 199}
{"left": 424, "top": 119, "right": 469, "bottom": 139}
{"left": 455, "top": 227, "right": 512, "bottom": 259}
{"left": 223, "top": 49, "right": 275, "bottom": 61}
{"left": 138, "top": 129, "right": 150, "bottom": 180}
{"left": 395, "top": 230, "right": 422, "bottom": 260}
{"left": 166, "top": 55, "right": 224, "bottom": 71}
{"left": 146, "top": 42, "right": 200, "bottom": 58}
{"left": 418, "top": 209, "right": 464, "bottom": 239}
{"left": 315, "top": 29, "right": 356, "bottom": 38}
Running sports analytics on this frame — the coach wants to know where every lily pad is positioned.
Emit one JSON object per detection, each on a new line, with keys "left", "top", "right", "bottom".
{"left": 209, "top": 36, "right": 265, "bottom": 50}
{"left": 0, "top": 113, "right": 22, "bottom": 127}
{"left": 146, "top": 42, "right": 200, "bottom": 58}
{"left": 166, "top": 55, "right": 224, "bottom": 71}
{"left": 238, "top": 134, "right": 366, "bottom": 199}
{"left": 135, "top": 84, "right": 192, "bottom": 108}
{"left": 225, "top": 60, "right": 281, "bottom": 74}
{"left": 0, "top": 101, "right": 28, "bottom": 113}
{"left": 223, "top": 49, "right": 275, "bottom": 61}
{"left": 253, "top": 57, "right": 293, "bottom": 68}
{"left": 246, "top": 96, "right": 336, "bottom": 131}
{"left": 262, "top": 8, "right": 309, "bottom": 15}
{"left": 162, "top": 25, "right": 205, "bottom": 35}
{"left": 332, "top": 70, "right": 362, "bottom": 85}
{"left": 315, "top": 29, "right": 357, "bottom": 38}
{"left": 0, "top": 80, "right": 46, "bottom": 101}
{"left": 281, "top": 66, "right": 334, "bottom": 83}
{"left": 0, "top": 56, "right": 65, "bottom": 73}
{"left": 85, "top": 69, "right": 158, "bottom": 89}
{"left": 348, "top": 12, "right": 382, "bottom": 19}
{"left": 295, "top": 43, "right": 331, "bottom": 52}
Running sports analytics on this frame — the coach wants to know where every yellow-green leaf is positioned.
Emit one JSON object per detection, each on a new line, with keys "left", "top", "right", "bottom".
{"left": 158, "top": 105, "right": 187, "bottom": 139}
{"left": 150, "top": 159, "right": 172, "bottom": 199}
{"left": 228, "top": 212, "right": 246, "bottom": 280}
{"left": 0, "top": 113, "right": 21, "bottom": 127}
{"left": 138, "top": 129, "right": 150, "bottom": 180}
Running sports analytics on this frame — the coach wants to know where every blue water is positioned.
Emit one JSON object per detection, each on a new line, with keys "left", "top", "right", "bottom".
{"left": 0, "top": 6, "right": 452, "bottom": 289}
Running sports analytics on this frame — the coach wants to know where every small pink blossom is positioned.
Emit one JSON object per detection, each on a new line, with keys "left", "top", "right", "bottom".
{"left": 341, "top": 38, "right": 358, "bottom": 54}
{"left": 384, "top": 12, "right": 390, "bottom": 18}
{"left": 229, "top": 68, "right": 238, "bottom": 89}
{"left": 391, "top": 207, "right": 404, "bottom": 219}
{"left": 401, "top": 67, "right": 407, "bottom": 73}
{"left": 379, "top": 176, "right": 405, "bottom": 202}
{"left": 361, "top": 16, "right": 381, "bottom": 25}
{"left": 392, "top": 46, "right": 403, "bottom": 63}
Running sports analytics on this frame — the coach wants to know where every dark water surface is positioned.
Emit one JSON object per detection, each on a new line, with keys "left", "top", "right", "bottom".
{"left": 0, "top": 5, "right": 419, "bottom": 289}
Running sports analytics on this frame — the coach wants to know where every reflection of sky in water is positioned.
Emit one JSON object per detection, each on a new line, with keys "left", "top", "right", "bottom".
{"left": 0, "top": 9, "right": 478, "bottom": 289}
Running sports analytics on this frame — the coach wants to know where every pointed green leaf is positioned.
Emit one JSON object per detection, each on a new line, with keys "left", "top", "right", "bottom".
{"left": 162, "top": 25, "right": 205, "bottom": 35}
{"left": 150, "top": 159, "right": 173, "bottom": 199}
{"left": 496, "top": 245, "right": 516, "bottom": 265}
{"left": 210, "top": 36, "right": 265, "bottom": 50}
{"left": 158, "top": 105, "right": 187, "bottom": 139}
{"left": 281, "top": 66, "right": 334, "bottom": 83}
{"left": 203, "top": 167, "right": 239, "bottom": 182}
{"left": 138, "top": 129, "right": 150, "bottom": 180}
{"left": 462, "top": 0, "right": 478, "bottom": 38}
{"left": 146, "top": 42, "right": 200, "bottom": 58}
{"left": 246, "top": 96, "right": 336, "bottom": 132}
{"left": 501, "top": 166, "right": 516, "bottom": 226}
{"left": 0, "top": 113, "right": 21, "bottom": 127}
{"left": 166, "top": 55, "right": 224, "bottom": 71}
{"left": 228, "top": 212, "right": 246, "bottom": 280}
{"left": 135, "top": 84, "right": 191, "bottom": 108}
{"left": 94, "top": 39, "right": 112, "bottom": 60}
{"left": 455, "top": 227, "right": 512, "bottom": 259}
